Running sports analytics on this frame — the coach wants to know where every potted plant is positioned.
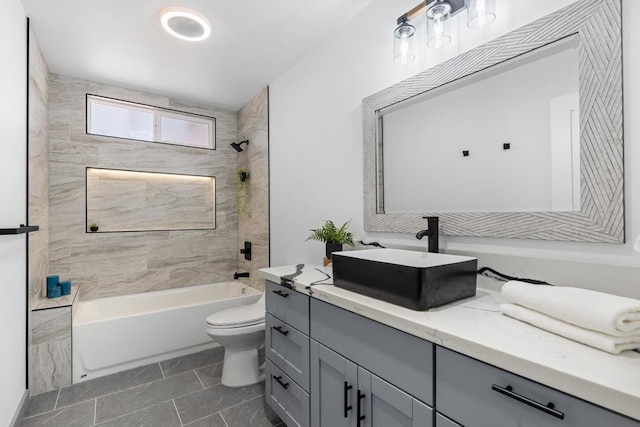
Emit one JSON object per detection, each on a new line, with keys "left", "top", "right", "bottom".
{"left": 236, "top": 168, "right": 250, "bottom": 218}
{"left": 307, "top": 220, "right": 355, "bottom": 260}
{"left": 90, "top": 223, "right": 99, "bottom": 232}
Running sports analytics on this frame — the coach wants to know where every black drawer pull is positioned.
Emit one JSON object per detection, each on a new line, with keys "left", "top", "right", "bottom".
{"left": 273, "top": 325, "right": 289, "bottom": 336}
{"left": 492, "top": 384, "right": 564, "bottom": 420}
{"left": 356, "top": 390, "right": 366, "bottom": 426}
{"left": 273, "top": 375, "right": 289, "bottom": 390}
{"left": 272, "top": 290, "right": 289, "bottom": 298}
{"left": 344, "top": 382, "right": 353, "bottom": 418}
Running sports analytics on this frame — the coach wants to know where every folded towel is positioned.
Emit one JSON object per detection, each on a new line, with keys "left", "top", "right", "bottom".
{"left": 501, "top": 303, "right": 640, "bottom": 354}
{"left": 501, "top": 281, "right": 640, "bottom": 337}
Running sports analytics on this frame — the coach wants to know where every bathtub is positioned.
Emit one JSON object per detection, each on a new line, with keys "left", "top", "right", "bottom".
{"left": 72, "top": 282, "right": 261, "bottom": 383}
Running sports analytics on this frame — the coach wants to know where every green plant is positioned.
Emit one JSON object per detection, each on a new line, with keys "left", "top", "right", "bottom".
{"left": 90, "top": 222, "right": 97, "bottom": 228}
{"left": 236, "top": 168, "right": 251, "bottom": 217}
{"left": 307, "top": 220, "right": 355, "bottom": 245}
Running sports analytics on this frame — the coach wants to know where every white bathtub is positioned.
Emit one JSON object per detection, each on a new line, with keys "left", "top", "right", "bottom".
{"left": 72, "top": 282, "right": 261, "bottom": 383}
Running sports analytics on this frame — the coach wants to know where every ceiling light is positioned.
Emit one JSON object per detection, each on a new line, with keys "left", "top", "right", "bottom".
{"left": 393, "top": 0, "right": 497, "bottom": 62}
{"left": 161, "top": 6, "right": 211, "bottom": 42}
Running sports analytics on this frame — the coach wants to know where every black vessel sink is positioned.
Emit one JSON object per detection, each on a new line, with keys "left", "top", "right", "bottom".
{"left": 332, "top": 249, "right": 477, "bottom": 311}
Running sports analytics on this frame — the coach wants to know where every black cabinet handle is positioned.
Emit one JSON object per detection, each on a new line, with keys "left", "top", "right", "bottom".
{"left": 492, "top": 384, "right": 564, "bottom": 420}
{"left": 273, "top": 325, "right": 289, "bottom": 336}
{"left": 272, "top": 290, "right": 289, "bottom": 298}
{"left": 273, "top": 375, "right": 289, "bottom": 390}
{"left": 343, "top": 382, "right": 353, "bottom": 418}
{"left": 356, "top": 390, "right": 366, "bottom": 426}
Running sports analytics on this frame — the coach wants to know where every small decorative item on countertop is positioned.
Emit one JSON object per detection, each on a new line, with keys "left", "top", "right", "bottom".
{"left": 306, "top": 219, "right": 355, "bottom": 266}
{"left": 90, "top": 223, "right": 99, "bottom": 232}
{"left": 60, "top": 280, "right": 71, "bottom": 296}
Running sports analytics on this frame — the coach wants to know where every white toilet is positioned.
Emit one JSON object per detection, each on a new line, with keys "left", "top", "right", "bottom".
{"left": 205, "top": 294, "right": 266, "bottom": 387}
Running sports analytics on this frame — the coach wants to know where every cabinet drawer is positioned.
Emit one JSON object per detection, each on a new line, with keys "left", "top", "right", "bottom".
{"left": 266, "top": 313, "right": 310, "bottom": 391}
{"left": 436, "top": 346, "right": 640, "bottom": 427}
{"left": 310, "top": 298, "right": 434, "bottom": 405}
{"left": 266, "top": 360, "right": 310, "bottom": 427}
{"left": 266, "top": 281, "right": 310, "bottom": 334}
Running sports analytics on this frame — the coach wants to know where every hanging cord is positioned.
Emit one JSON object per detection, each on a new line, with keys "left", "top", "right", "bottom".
{"left": 359, "top": 240, "right": 386, "bottom": 248}
{"left": 306, "top": 268, "right": 332, "bottom": 293}
{"left": 477, "top": 266, "right": 553, "bottom": 286}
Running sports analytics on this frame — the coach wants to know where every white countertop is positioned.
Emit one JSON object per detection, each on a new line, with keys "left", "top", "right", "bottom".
{"left": 259, "top": 264, "right": 640, "bottom": 421}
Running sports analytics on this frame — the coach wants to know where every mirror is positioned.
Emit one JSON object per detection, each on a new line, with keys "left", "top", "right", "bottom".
{"left": 363, "top": 0, "right": 623, "bottom": 242}
{"left": 380, "top": 36, "right": 580, "bottom": 214}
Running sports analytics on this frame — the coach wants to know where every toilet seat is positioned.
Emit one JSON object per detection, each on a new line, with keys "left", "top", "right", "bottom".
{"left": 206, "top": 303, "right": 265, "bottom": 329}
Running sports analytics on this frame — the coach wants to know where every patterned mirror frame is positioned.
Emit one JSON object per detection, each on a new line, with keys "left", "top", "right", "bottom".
{"left": 363, "top": 0, "right": 623, "bottom": 242}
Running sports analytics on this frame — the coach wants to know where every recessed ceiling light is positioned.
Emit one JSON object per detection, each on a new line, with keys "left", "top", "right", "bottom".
{"left": 160, "top": 6, "right": 211, "bottom": 42}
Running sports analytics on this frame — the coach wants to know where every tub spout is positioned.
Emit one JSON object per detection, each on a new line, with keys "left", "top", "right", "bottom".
{"left": 234, "top": 272, "right": 250, "bottom": 280}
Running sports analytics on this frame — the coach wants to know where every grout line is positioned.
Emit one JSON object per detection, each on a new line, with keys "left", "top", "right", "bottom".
{"left": 54, "top": 387, "right": 61, "bottom": 410}
{"left": 194, "top": 370, "right": 206, "bottom": 389}
{"left": 93, "top": 398, "right": 97, "bottom": 426}
{"left": 172, "top": 399, "right": 184, "bottom": 427}
{"left": 159, "top": 362, "right": 166, "bottom": 379}
{"left": 217, "top": 393, "right": 266, "bottom": 413}
{"left": 220, "top": 412, "right": 230, "bottom": 427}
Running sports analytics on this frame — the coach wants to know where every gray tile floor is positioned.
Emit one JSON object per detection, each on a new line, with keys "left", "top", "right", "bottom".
{"left": 22, "top": 347, "right": 283, "bottom": 427}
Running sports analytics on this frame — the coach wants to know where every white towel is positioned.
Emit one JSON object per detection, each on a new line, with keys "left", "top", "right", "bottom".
{"left": 501, "top": 281, "right": 640, "bottom": 337}
{"left": 501, "top": 303, "right": 640, "bottom": 354}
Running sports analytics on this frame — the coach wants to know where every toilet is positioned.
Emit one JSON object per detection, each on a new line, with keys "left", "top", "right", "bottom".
{"left": 205, "top": 294, "right": 266, "bottom": 387}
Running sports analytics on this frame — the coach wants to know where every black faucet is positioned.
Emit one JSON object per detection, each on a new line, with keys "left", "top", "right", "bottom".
{"left": 234, "top": 272, "right": 250, "bottom": 279}
{"left": 415, "top": 216, "right": 439, "bottom": 253}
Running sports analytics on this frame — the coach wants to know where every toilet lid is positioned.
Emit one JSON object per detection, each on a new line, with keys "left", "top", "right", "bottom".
{"left": 206, "top": 303, "right": 265, "bottom": 328}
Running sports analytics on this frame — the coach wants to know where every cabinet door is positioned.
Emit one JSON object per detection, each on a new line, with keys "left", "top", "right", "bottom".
{"left": 310, "top": 340, "right": 358, "bottom": 427}
{"left": 358, "top": 368, "right": 433, "bottom": 427}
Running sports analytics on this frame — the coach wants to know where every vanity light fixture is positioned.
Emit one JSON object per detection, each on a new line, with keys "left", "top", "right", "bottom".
{"left": 393, "top": 0, "right": 496, "bottom": 63}
{"left": 161, "top": 6, "right": 211, "bottom": 42}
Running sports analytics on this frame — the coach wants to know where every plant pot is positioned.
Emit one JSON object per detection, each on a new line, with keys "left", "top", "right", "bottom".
{"left": 325, "top": 243, "right": 343, "bottom": 260}
{"left": 90, "top": 226, "right": 99, "bottom": 232}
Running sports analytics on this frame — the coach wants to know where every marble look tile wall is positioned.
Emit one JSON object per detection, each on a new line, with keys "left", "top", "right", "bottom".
{"left": 237, "top": 88, "right": 270, "bottom": 291}
{"left": 86, "top": 168, "right": 215, "bottom": 232}
{"left": 32, "top": 307, "right": 72, "bottom": 394}
{"left": 48, "top": 75, "right": 240, "bottom": 299}
{"left": 28, "top": 27, "right": 50, "bottom": 392}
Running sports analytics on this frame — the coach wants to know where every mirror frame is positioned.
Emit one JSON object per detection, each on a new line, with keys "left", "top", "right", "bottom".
{"left": 363, "top": 0, "right": 623, "bottom": 243}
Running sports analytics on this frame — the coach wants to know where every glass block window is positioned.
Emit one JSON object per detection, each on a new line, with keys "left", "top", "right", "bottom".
{"left": 87, "top": 95, "right": 215, "bottom": 149}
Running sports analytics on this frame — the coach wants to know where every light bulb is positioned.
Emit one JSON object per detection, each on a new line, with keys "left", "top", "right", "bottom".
{"left": 394, "top": 21, "right": 416, "bottom": 64}
{"left": 467, "top": 0, "right": 496, "bottom": 29}
{"left": 427, "top": 3, "right": 452, "bottom": 49}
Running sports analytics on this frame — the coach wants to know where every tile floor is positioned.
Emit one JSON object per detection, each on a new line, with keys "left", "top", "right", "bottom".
{"left": 21, "top": 347, "right": 283, "bottom": 427}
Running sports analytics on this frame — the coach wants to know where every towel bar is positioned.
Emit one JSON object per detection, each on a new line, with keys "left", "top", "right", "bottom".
{"left": 0, "top": 225, "right": 39, "bottom": 235}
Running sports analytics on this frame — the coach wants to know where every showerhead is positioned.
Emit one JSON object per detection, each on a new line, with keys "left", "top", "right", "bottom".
{"left": 230, "top": 140, "right": 249, "bottom": 152}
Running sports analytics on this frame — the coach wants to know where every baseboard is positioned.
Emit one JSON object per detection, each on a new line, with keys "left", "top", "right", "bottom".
{"left": 9, "top": 389, "right": 29, "bottom": 427}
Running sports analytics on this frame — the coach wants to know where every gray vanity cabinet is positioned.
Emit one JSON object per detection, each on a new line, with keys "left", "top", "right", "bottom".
{"left": 265, "top": 281, "right": 311, "bottom": 427}
{"left": 311, "top": 340, "right": 433, "bottom": 427}
{"left": 436, "top": 346, "right": 640, "bottom": 427}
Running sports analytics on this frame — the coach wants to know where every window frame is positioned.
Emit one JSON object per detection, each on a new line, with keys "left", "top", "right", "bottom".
{"left": 86, "top": 94, "right": 216, "bottom": 150}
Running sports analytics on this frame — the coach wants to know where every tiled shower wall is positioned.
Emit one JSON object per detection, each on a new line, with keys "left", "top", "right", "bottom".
{"left": 48, "top": 75, "right": 241, "bottom": 300}
{"left": 28, "top": 26, "right": 50, "bottom": 391}
{"left": 237, "top": 87, "right": 270, "bottom": 291}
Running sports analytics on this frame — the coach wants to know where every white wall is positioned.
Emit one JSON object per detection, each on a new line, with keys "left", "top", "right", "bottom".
{"left": 0, "top": 0, "right": 28, "bottom": 424}
{"left": 270, "top": 0, "right": 640, "bottom": 271}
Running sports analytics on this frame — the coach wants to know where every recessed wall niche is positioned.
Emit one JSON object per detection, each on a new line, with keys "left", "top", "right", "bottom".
{"left": 86, "top": 167, "right": 216, "bottom": 232}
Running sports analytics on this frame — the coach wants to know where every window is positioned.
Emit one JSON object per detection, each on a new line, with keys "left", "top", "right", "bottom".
{"left": 86, "top": 95, "right": 216, "bottom": 149}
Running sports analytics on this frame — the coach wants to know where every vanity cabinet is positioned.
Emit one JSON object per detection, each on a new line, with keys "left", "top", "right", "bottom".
{"left": 311, "top": 340, "right": 433, "bottom": 427}
{"left": 436, "top": 346, "right": 640, "bottom": 427}
{"left": 265, "top": 281, "right": 311, "bottom": 427}
{"left": 310, "top": 298, "right": 434, "bottom": 427}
